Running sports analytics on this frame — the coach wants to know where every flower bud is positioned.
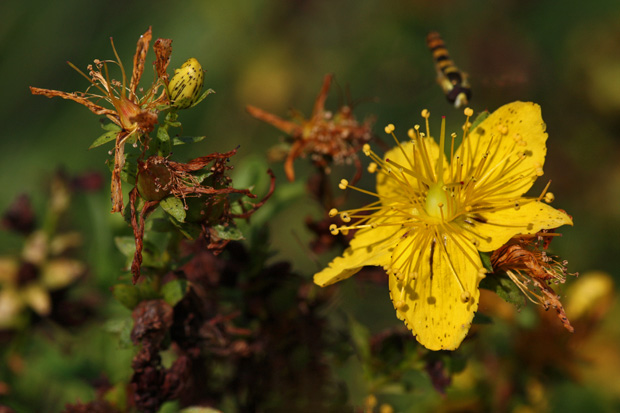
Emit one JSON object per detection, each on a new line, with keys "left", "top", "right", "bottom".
{"left": 168, "top": 58, "right": 204, "bottom": 109}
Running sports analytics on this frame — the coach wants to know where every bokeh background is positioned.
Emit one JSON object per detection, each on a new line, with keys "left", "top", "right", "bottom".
{"left": 2, "top": 0, "right": 620, "bottom": 411}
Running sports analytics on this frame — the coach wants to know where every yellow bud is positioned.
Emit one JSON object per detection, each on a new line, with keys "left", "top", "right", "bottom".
{"left": 168, "top": 58, "right": 204, "bottom": 109}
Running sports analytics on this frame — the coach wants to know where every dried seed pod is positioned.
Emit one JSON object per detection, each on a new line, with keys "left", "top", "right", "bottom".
{"left": 136, "top": 157, "right": 173, "bottom": 201}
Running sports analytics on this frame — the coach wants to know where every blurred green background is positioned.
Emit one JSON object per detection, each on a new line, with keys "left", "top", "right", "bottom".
{"left": 2, "top": 0, "right": 620, "bottom": 411}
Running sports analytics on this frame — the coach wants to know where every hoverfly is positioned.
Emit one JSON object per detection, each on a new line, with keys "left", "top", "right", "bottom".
{"left": 426, "top": 31, "right": 471, "bottom": 108}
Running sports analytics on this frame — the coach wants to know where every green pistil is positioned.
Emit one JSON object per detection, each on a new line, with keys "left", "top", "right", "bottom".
{"left": 425, "top": 181, "right": 448, "bottom": 220}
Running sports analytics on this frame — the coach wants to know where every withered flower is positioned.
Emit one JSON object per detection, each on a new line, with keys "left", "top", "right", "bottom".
{"left": 491, "top": 228, "right": 576, "bottom": 332}
{"left": 129, "top": 148, "right": 275, "bottom": 284}
{"left": 247, "top": 74, "right": 374, "bottom": 182}
{"left": 30, "top": 27, "right": 173, "bottom": 213}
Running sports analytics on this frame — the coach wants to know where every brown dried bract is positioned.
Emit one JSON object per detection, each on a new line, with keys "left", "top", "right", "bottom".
{"left": 247, "top": 73, "right": 375, "bottom": 182}
{"left": 129, "top": 149, "right": 275, "bottom": 283}
{"left": 491, "top": 230, "right": 575, "bottom": 332}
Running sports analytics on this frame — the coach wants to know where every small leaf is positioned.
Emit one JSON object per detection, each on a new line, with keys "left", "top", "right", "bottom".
{"left": 103, "top": 318, "right": 134, "bottom": 349}
{"left": 114, "top": 236, "right": 136, "bottom": 258}
{"left": 161, "top": 279, "right": 188, "bottom": 307}
{"left": 164, "top": 111, "right": 181, "bottom": 127}
{"left": 112, "top": 284, "right": 140, "bottom": 310}
{"left": 479, "top": 272, "right": 525, "bottom": 310}
{"left": 479, "top": 252, "right": 493, "bottom": 273}
{"left": 172, "top": 135, "right": 207, "bottom": 146}
{"left": 180, "top": 407, "right": 223, "bottom": 413}
{"left": 470, "top": 111, "right": 490, "bottom": 131}
{"left": 472, "top": 312, "right": 493, "bottom": 325}
{"left": 160, "top": 197, "right": 187, "bottom": 222}
{"left": 212, "top": 224, "right": 243, "bottom": 241}
{"left": 89, "top": 129, "right": 118, "bottom": 149}
{"left": 149, "top": 218, "right": 176, "bottom": 232}
{"left": 169, "top": 219, "right": 202, "bottom": 240}
{"left": 157, "top": 126, "right": 171, "bottom": 156}
{"left": 189, "top": 88, "right": 215, "bottom": 108}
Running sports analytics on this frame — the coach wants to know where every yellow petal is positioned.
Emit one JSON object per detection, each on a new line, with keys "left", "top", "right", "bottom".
{"left": 22, "top": 284, "right": 51, "bottom": 316}
{"left": 0, "top": 288, "right": 25, "bottom": 328}
{"left": 464, "top": 200, "right": 573, "bottom": 252}
{"left": 454, "top": 102, "right": 547, "bottom": 199}
{"left": 388, "top": 228, "right": 481, "bottom": 350}
{"left": 313, "top": 211, "right": 405, "bottom": 287}
{"left": 41, "top": 259, "right": 85, "bottom": 290}
{"left": 377, "top": 138, "right": 445, "bottom": 199}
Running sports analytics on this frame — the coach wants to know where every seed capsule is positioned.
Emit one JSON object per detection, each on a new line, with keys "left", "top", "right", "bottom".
{"left": 168, "top": 58, "right": 204, "bottom": 109}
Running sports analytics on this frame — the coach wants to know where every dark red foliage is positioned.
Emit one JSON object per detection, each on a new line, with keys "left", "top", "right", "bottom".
{"left": 1, "top": 194, "right": 36, "bottom": 235}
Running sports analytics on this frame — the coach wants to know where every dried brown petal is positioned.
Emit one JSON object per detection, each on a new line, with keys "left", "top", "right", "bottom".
{"left": 130, "top": 27, "right": 153, "bottom": 97}
{"left": 154, "top": 38, "right": 173, "bottom": 83}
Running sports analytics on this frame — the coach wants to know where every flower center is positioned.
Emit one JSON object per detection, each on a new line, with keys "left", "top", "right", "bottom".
{"left": 425, "top": 182, "right": 449, "bottom": 221}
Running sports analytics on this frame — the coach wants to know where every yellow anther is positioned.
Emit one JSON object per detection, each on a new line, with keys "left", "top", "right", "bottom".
{"left": 329, "top": 224, "right": 339, "bottom": 235}
{"left": 465, "top": 205, "right": 473, "bottom": 212}
{"left": 544, "top": 192, "right": 555, "bottom": 203}
{"left": 384, "top": 124, "right": 395, "bottom": 134}
{"left": 497, "top": 124, "right": 509, "bottom": 135}
{"left": 328, "top": 208, "right": 338, "bottom": 217}
{"left": 421, "top": 109, "right": 430, "bottom": 118}
{"left": 408, "top": 128, "right": 415, "bottom": 139}
{"left": 338, "top": 179, "right": 349, "bottom": 190}
{"left": 451, "top": 132, "right": 457, "bottom": 138}
{"left": 478, "top": 267, "right": 488, "bottom": 279}
{"left": 367, "top": 162, "right": 378, "bottom": 173}
{"left": 340, "top": 228, "right": 350, "bottom": 236}
{"left": 536, "top": 167, "right": 544, "bottom": 176}
{"left": 464, "top": 107, "right": 474, "bottom": 117}
{"left": 362, "top": 143, "right": 371, "bottom": 155}
{"left": 460, "top": 291, "right": 471, "bottom": 303}
{"left": 462, "top": 122, "right": 471, "bottom": 131}
{"left": 340, "top": 212, "right": 351, "bottom": 223}
{"left": 394, "top": 300, "right": 407, "bottom": 311}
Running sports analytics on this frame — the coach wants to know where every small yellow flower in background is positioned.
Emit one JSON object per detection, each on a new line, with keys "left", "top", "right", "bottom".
{"left": 314, "top": 101, "right": 573, "bottom": 350}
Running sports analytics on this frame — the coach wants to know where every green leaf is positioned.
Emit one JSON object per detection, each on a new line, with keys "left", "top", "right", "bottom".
{"left": 89, "top": 128, "right": 119, "bottom": 149}
{"left": 112, "top": 284, "right": 140, "bottom": 310}
{"left": 212, "top": 224, "right": 243, "bottom": 241}
{"left": 103, "top": 317, "right": 134, "bottom": 349}
{"left": 149, "top": 217, "right": 176, "bottom": 232}
{"left": 479, "top": 272, "right": 525, "bottom": 310}
{"left": 172, "top": 135, "right": 207, "bottom": 146}
{"left": 161, "top": 279, "right": 188, "bottom": 307}
{"left": 479, "top": 251, "right": 493, "bottom": 273}
{"left": 157, "top": 126, "right": 171, "bottom": 156}
{"left": 114, "top": 236, "right": 136, "bottom": 258}
{"left": 179, "top": 408, "right": 223, "bottom": 413}
{"left": 470, "top": 110, "right": 490, "bottom": 131}
{"left": 160, "top": 197, "right": 187, "bottom": 222}
{"left": 164, "top": 111, "right": 181, "bottom": 127}
{"left": 189, "top": 88, "right": 215, "bottom": 108}
{"left": 472, "top": 312, "right": 493, "bottom": 325}
{"left": 348, "top": 316, "right": 371, "bottom": 362}
{"left": 169, "top": 219, "right": 203, "bottom": 240}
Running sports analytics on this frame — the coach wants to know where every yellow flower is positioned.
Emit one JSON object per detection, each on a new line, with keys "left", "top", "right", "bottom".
{"left": 314, "top": 102, "right": 573, "bottom": 351}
